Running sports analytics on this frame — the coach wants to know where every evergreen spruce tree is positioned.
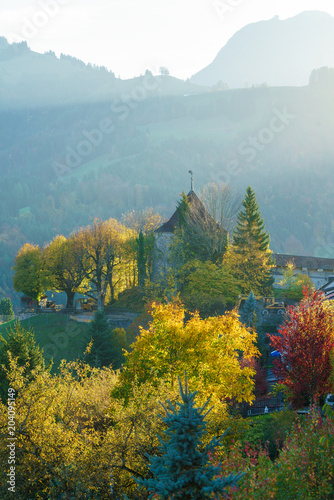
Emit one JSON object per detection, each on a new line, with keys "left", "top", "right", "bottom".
{"left": 87, "top": 311, "right": 128, "bottom": 369}
{"left": 109, "top": 327, "right": 128, "bottom": 370}
{"left": 240, "top": 290, "right": 258, "bottom": 327}
{"left": 0, "top": 322, "right": 46, "bottom": 402}
{"left": 232, "top": 186, "right": 270, "bottom": 251}
{"left": 224, "top": 186, "right": 274, "bottom": 296}
{"left": 135, "top": 374, "right": 244, "bottom": 499}
{"left": 87, "top": 311, "right": 113, "bottom": 368}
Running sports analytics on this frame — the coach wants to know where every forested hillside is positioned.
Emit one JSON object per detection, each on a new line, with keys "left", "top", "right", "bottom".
{"left": 1, "top": 40, "right": 334, "bottom": 304}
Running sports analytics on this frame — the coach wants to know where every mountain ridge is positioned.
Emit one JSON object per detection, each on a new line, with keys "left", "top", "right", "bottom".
{"left": 0, "top": 38, "right": 208, "bottom": 110}
{"left": 191, "top": 11, "right": 334, "bottom": 88}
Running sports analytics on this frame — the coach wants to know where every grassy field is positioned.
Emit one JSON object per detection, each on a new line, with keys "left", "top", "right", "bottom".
{"left": 0, "top": 314, "right": 92, "bottom": 373}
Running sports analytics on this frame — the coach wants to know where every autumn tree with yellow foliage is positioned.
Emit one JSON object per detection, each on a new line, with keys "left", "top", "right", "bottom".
{"left": 0, "top": 354, "right": 181, "bottom": 499}
{"left": 275, "top": 260, "right": 314, "bottom": 300}
{"left": 0, "top": 307, "right": 258, "bottom": 499}
{"left": 112, "top": 300, "right": 259, "bottom": 407}
{"left": 0, "top": 358, "right": 116, "bottom": 499}
{"left": 12, "top": 243, "right": 46, "bottom": 303}
{"left": 76, "top": 218, "right": 136, "bottom": 309}
{"left": 43, "top": 234, "right": 87, "bottom": 308}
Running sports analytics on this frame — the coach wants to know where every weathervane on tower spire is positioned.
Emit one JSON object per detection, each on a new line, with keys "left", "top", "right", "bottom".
{"left": 189, "top": 170, "right": 194, "bottom": 191}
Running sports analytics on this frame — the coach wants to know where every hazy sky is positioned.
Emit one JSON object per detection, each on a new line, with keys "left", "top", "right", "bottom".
{"left": 1, "top": 0, "right": 334, "bottom": 79}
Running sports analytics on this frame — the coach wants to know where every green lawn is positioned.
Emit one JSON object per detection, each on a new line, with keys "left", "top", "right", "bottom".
{"left": 0, "top": 314, "right": 92, "bottom": 373}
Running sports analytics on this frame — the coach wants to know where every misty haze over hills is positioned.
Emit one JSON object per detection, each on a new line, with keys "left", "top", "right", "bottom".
{"left": 0, "top": 10, "right": 334, "bottom": 305}
{"left": 191, "top": 11, "right": 334, "bottom": 88}
{"left": 1, "top": 10, "right": 333, "bottom": 109}
{"left": 0, "top": 37, "right": 206, "bottom": 110}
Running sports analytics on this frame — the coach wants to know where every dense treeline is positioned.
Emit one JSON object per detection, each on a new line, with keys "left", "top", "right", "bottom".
{"left": 12, "top": 217, "right": 155, "bottom": 310}
{"left": 11, "top": 185, "right": 276, "bottom": 316}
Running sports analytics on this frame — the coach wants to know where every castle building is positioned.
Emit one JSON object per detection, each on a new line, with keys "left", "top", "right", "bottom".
{"left": 153, "top": 185, "right": 221, "bottom": 279}
{"left": 153, "top": 177, "right": 334, "bottom": 292}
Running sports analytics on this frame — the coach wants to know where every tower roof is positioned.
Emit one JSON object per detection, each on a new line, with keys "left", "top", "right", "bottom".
{"left": 155, "top": 190, "right": 218, "bottom": 234}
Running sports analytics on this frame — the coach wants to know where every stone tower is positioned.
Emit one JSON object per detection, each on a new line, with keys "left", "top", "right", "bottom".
{"left": 153, "top": 188, "right": 219, "bottom": 279}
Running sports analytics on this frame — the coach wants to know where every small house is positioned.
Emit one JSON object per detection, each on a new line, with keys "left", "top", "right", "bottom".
{"left": 272, "top": 253, "right": 334, "bottom": 290}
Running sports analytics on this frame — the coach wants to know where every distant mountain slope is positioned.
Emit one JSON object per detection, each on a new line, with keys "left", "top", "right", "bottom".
{"left": 191, "top": 11, "right": 334, "bottom": 88}
{"left": 0, "top": 38, "right": 207, "bottom": 110}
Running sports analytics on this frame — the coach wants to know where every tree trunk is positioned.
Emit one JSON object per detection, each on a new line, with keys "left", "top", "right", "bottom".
{"left": 66, "top": 290, "right": 76, "bottom": 309}
{"left": 97, "top": 290, "right": 105, "bottom": 311}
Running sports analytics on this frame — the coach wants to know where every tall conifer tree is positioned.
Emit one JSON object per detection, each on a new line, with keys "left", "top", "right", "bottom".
{"left": 224, "top": 186, "right": 274, "bottom": 296}
{"left": 0, "top": 298, "right": 14, "bottom": 318}
{"left": 87, "top": 311, "right": 128, "bottom": 369}
{"left": 87, "top": 311, "right": 113, "bottom": 367}
{"left": 232, "top": 186, "right": 270, "bottom": 251}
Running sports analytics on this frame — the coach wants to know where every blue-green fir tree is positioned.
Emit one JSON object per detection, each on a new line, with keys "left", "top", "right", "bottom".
{"left": 135, "top": 374, "right": 244, "bottom": 499}
{"left": 240, "top": 290, "right": 258, "bottom": 328}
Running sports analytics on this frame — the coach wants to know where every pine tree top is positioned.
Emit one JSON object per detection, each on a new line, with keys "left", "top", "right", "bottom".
{"left": 175, "top": 191, "right": 190, "bottom": 228}
{"left": 232, "top": 186, "right": 270, "bottom": 252}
